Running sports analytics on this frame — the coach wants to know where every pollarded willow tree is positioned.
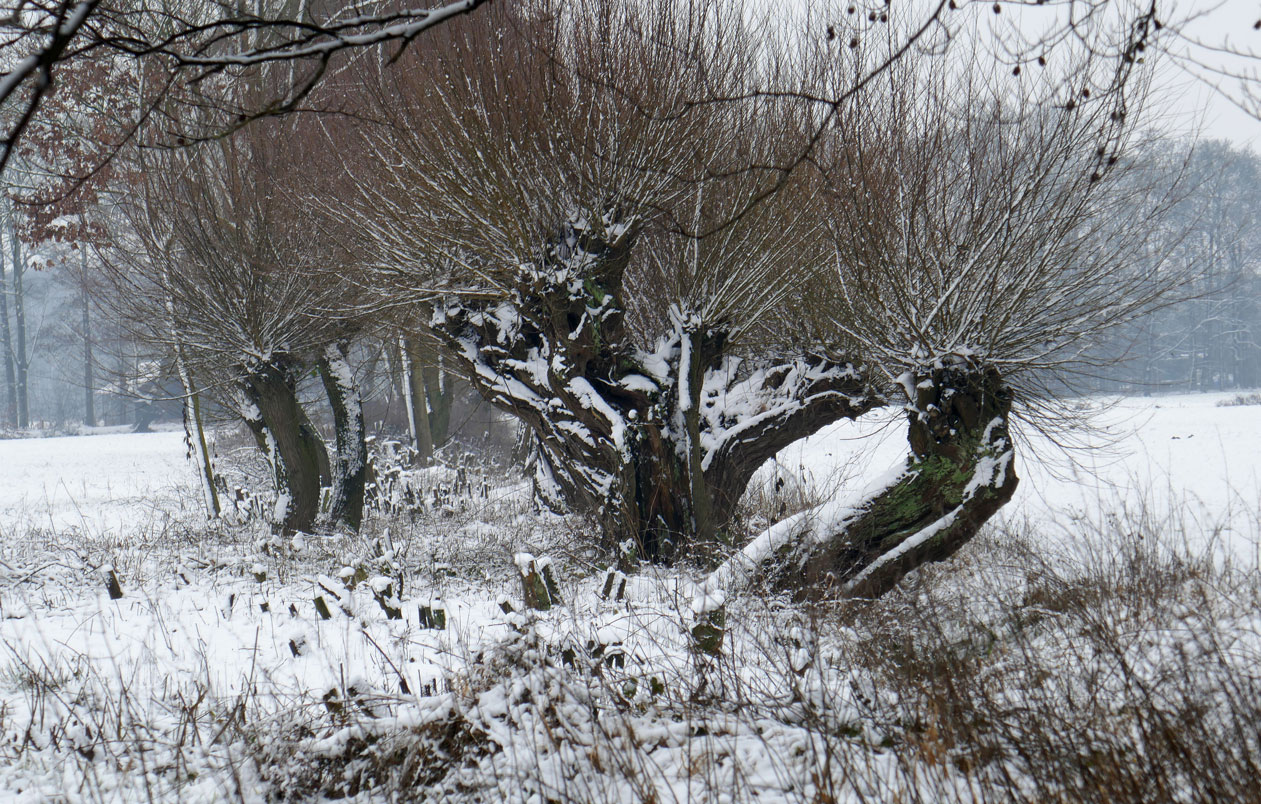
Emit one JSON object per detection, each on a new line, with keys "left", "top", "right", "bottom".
{"left": 349, "top": 0, "right": 1184, "bottom": 592}
{"left": 102, "top": 119, "right": 372, "bottom": 535}
{"left": 714, "top": 57, "right": 1189, "bottom": 599}
{"left": 351, "top": 0, "right": 878, "bottom": 562}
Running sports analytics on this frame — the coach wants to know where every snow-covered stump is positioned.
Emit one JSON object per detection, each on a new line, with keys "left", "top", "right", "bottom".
{"left": 313, "top": 595, "right": 333, "bottom": 620}
{"left": 318, "top": 340, "right": 368, "bottom": 532}
{"left": 516, "top": 553, "right": 561, "bottom": 611}
{"left": 704, "top": 360, "right": 1018, "bottom": 602}
{"left": 418, "top": 602, "right": 446, "bottom": 630}
{"left": 689, "top": 575, "right": 729, "bottom": 655}
{"left": 599, "top": 567, "right": 627, "bottom": 601}
{"left": 369, "top": 576, "right": 403, "bottom": 620}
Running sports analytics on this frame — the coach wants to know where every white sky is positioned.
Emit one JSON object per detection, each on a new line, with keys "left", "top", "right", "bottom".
{"left": 1150, "top": 0, "right": 1261, "bottom": 148}
{"left": 764, "top": 0, "right": 1261, "bottom": 150}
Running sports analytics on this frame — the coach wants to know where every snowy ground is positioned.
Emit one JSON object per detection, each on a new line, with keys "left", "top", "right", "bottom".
{"left": 0, "top": 429, "right": 193, "bottom": 535}
{"left": 0, "top": 393, "right": 1257, "bottom": 802}
{"left": 3, "top": 394, "right": 1255, "bottom": 563}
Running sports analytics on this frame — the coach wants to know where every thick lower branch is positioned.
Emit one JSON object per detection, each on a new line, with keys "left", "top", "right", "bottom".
{"left": 702, "top": 356, "right": 881, "bottom": 527}
{"left": 700, "top": 361, "right": 1016, "bottom": 603}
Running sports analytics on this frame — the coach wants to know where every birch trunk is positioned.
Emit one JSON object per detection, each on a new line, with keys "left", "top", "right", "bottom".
{"left": 6, "top": 208, "right": 28, "bottom": 428}
{"left": 0, "top": 234, "right": 15, "bottom": 427}
{"left": 80, "top": 249, "right": 95, "bottom": 426}
{"left": 401, "top": 334, "right": 435, "bottom": 465}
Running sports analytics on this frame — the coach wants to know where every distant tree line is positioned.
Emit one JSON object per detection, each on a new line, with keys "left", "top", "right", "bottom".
{"left": 1092, "top": 141, "right": 1261, "bottom": 393}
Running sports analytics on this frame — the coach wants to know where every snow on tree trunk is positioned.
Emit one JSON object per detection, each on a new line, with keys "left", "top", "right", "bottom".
{"left": 238, "top": 358, "right": 327, "bottom": 535}
{"left": 176, "top": 357, "right": 219, "bottom": 519}
{"left": 318, "top": 340, "right": 368, "bottom": 531}
{"left": 162, "top": 262, "right": 218, "bottom": 518}
{"left": 699, "top": 358, "right": 1017, "bottom": 604}
{"left": 431, "top": 214, "right": 879, "bottom": 561}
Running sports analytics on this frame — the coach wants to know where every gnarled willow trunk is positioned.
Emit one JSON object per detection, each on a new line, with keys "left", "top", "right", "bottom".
{"left": 702, "top": 359, "right": 1018, "bottom": 603}
{"left": 238, "top": 357, "right": 329, "bottom": 535}
{"left": 431, "top": 216, "right": 880, "bottom": 561}
{"left": 318, "top": 341, "right": 368, "bottom": 532}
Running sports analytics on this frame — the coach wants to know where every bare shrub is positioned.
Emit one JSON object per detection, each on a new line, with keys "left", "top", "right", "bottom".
{"left": 1216, "top": 392, "right": 1261, "bottom": 407}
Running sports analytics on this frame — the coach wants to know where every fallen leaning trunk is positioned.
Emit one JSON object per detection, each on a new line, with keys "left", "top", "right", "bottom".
{"left": 698, "top": 360, "right": 1017, "bottom": 605}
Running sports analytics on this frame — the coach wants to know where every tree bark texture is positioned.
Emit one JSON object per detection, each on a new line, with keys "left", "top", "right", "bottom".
{"left": 238, "top": 357, "right": 328, "bottom": 535}
{"left": 318, "top": 341, "right": 368, "bottom": 531}
{"left": 431, "top": 216, "right": 880, "bottom": 561}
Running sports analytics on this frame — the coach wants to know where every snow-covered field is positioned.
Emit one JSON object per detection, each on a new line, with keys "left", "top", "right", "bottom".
{"left": 0, "top": 429, "right": 193, "bottom": 535}
{"left": 0, "top": 393, "right": 1258, "bottom": 803}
